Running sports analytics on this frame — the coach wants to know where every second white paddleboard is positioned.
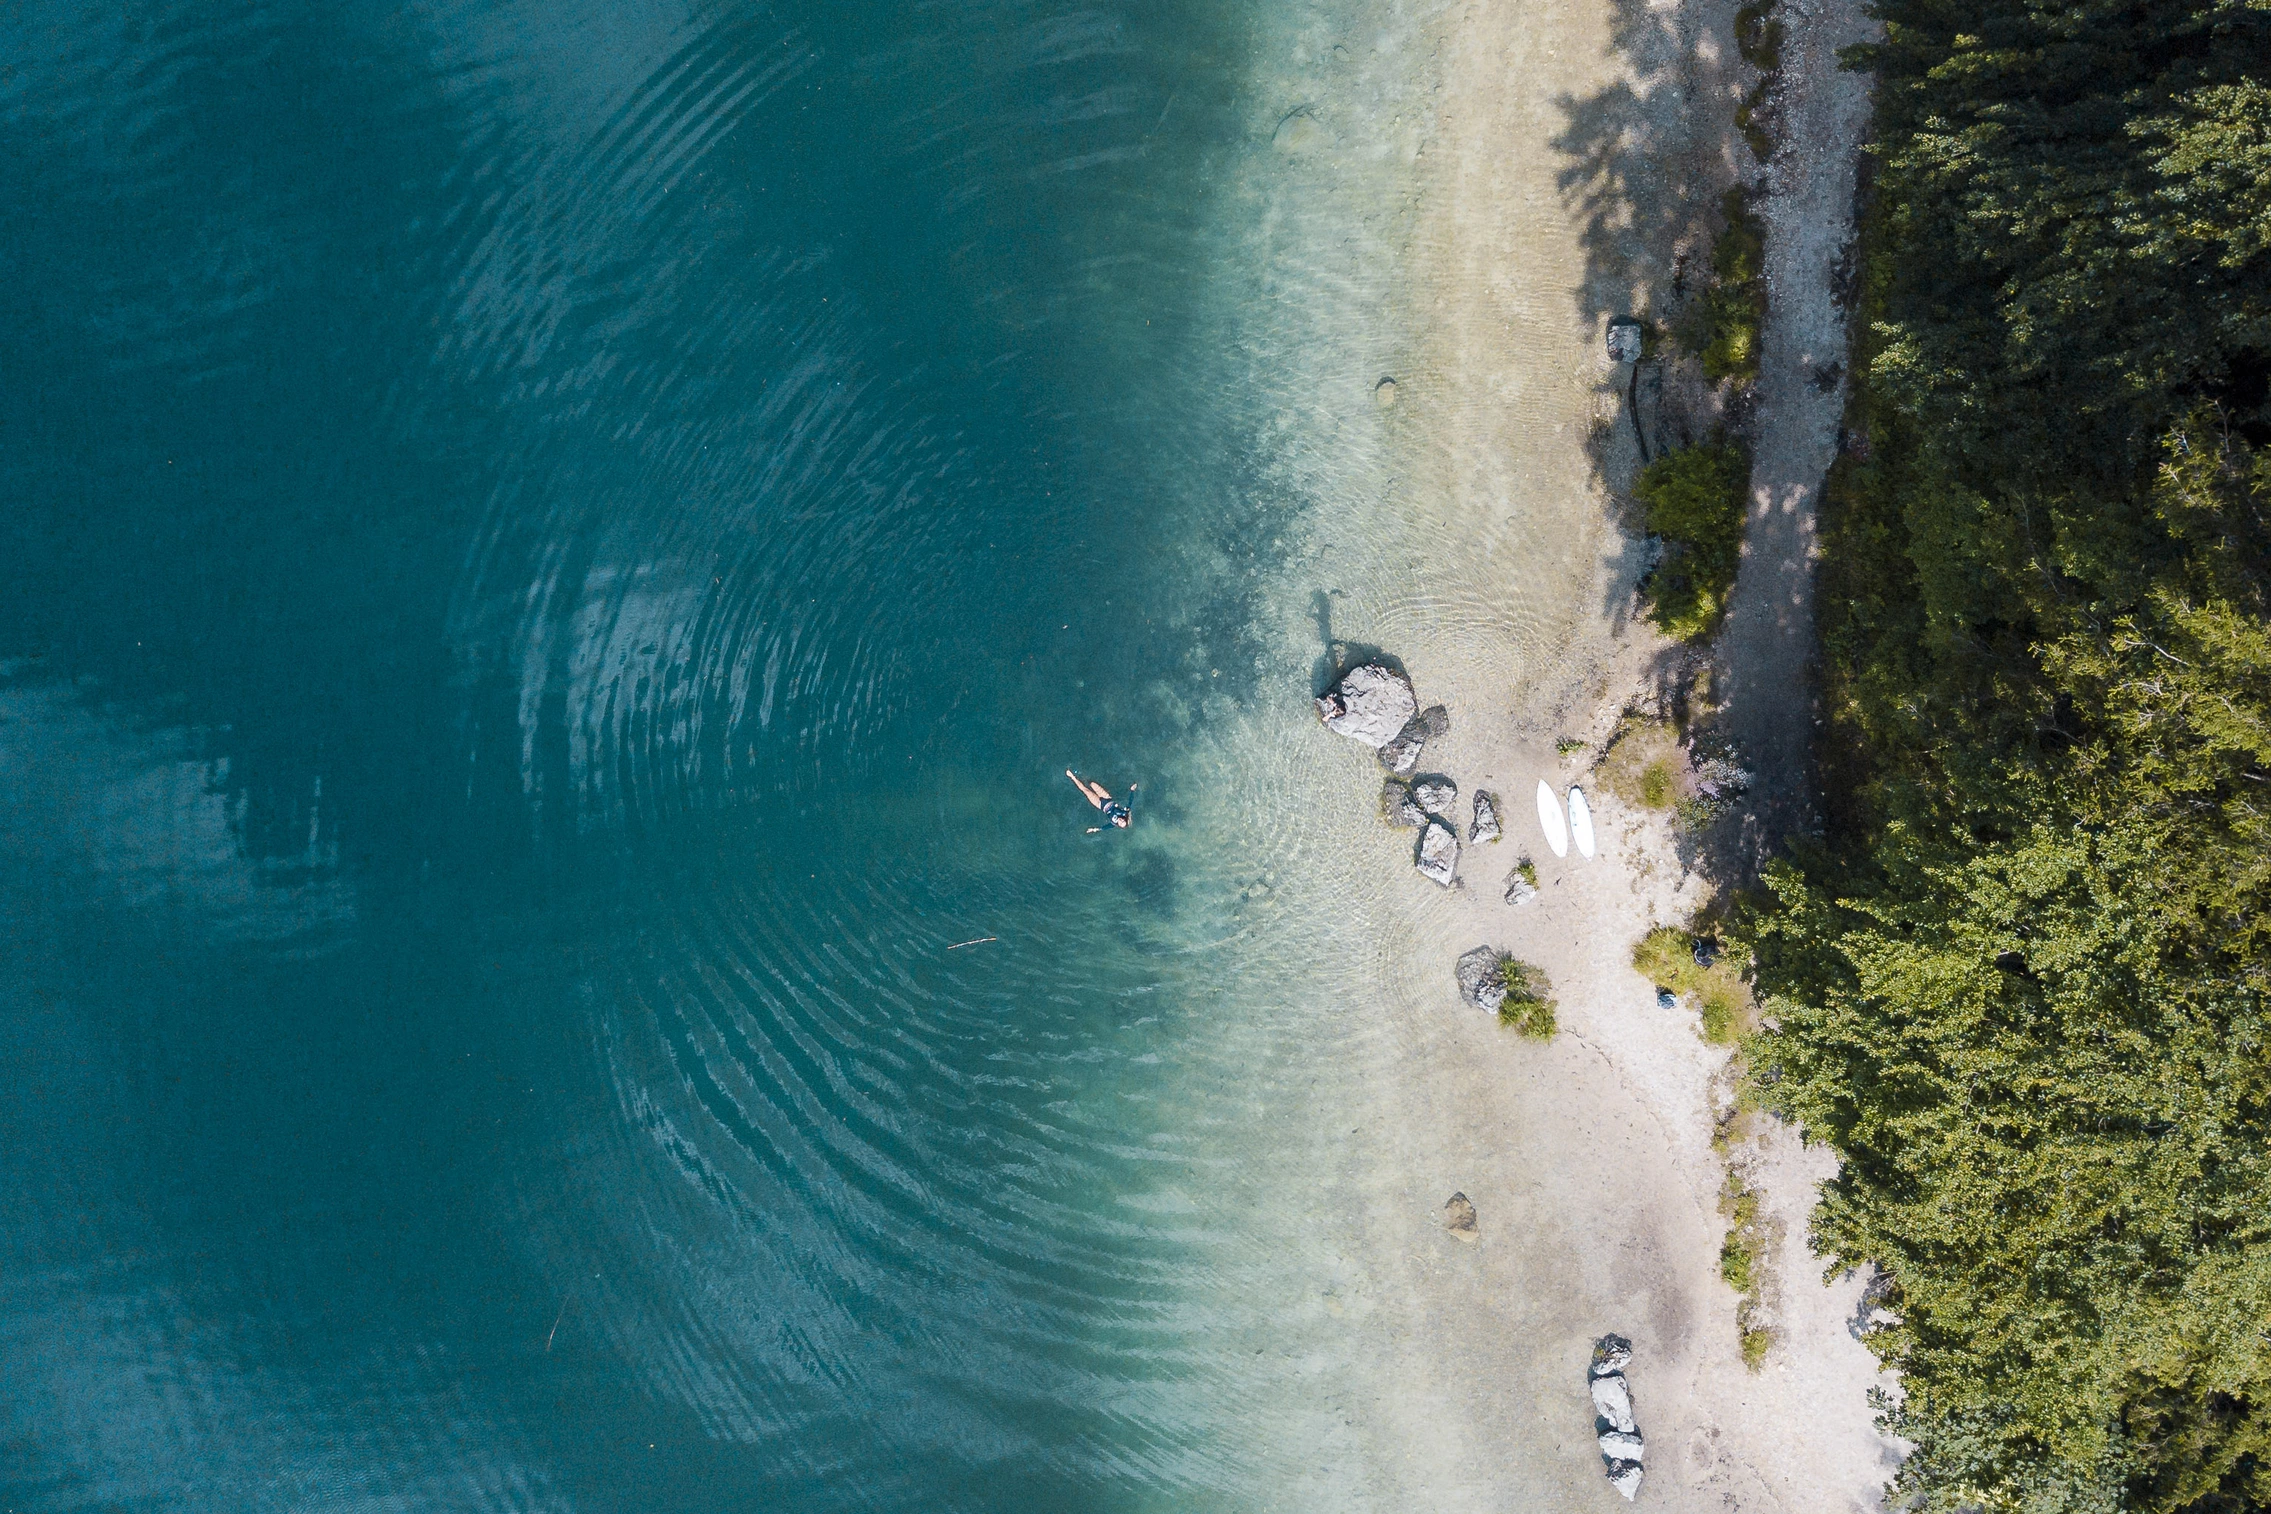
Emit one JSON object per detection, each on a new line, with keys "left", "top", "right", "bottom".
{"left": 1569, "top": 786, "right": 1596, "bottom": 858}
{"left": 1536, "top": 779, "right": 1569, "bottom": 857}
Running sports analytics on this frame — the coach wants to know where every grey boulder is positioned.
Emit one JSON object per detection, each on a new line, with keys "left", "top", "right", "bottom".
{"left": 1590, "top": 1373, "right": 1636, "bottom": 1434}
{"left": 1591, "top": 1335, "right": 1633, "bottom": 1377}
{"left": 1374, "top": 704, "right": 1447, "bottom": 774}
{"left": 1382, "top": 779, "right": 1427, "bottom": 829}
{"left": 1316, "top": 664, "right": 1417, "bottom": 747}
{"left": 1598, "top": 1431, "right": 1645, "bottom": 1463}
{"left": 1607, "top": 318, "right": 1644, "bottom": 364}
{"left": 1443, "top": 1192, "right": 1478, "bottom": 1241}
{"left": 1416, "top": 821, "right": 1459, "bottom": 887}
{"left": 1504, "top": 868, "right": 1538, "bottom": 906}
{"left": 1375, "top": 725, "right": 1424, "bottom": 774}
{"left": 1470, "top": 789, "right": 1501, "bottom": 843}
{"left": 1607, "top": 1462, "right": 1644, "bottom": 1501}
{"left": 1455, "top": 947, "right": 1508, "bottom": 1013}
{"left": 1413, "top": 777, "right": 1458, "bottom": 816}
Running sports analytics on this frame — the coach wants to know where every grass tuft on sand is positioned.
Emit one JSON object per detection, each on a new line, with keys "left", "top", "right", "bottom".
{"left": 1720, "top": 1170, "right": 1776, "bottom": 1370}
{"left": 1496, "top": 958, "right": 1557, "bottom": 1039}
{"left": 1598, "top": 718, "right": 1683, "bottom": 810}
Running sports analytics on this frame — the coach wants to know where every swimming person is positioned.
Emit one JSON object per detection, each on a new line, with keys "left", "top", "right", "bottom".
{"left": 1065, "top": 770, "right": 1134, "bottom": 829}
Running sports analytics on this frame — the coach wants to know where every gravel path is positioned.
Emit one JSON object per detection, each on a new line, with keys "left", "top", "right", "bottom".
{"left": 1717, "top": 0, "right": 1877, "bottom": 864}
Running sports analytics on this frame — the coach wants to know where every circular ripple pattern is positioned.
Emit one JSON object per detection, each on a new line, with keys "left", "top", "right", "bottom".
{"left": 0, "top": 0, "right": 1601, "bottom": 1505}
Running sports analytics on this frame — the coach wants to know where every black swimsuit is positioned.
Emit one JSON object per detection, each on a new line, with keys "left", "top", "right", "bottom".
{"left": 1102, "top": 800, "right": 1130, "bottom": 825}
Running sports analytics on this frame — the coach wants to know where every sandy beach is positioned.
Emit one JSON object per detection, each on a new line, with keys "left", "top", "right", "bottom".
{"left": 1182, "top": 0, "right": 1902, "bottom": 1502}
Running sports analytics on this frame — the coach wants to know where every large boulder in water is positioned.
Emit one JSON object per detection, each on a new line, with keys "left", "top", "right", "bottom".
{"left": 1470, "top": 790, "right": 1501, "bottom": 843}
{"left": 1316, "top": 664, "right": 1417, "bottom": 747}
{"left": 1417, "top": 820, "right": 1459, "bottom": 886}
{"left": 1456, "top": 947, "right": 1509, "bottom": 1012}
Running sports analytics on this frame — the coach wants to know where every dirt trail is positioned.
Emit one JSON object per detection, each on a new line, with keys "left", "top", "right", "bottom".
{"left": 1717, "top": 0, "right": 1877, "bottom": 860}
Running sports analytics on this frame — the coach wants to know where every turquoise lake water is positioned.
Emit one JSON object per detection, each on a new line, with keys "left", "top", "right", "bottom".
{"left": 0, "top": 0, "right": 1496, "bottom": 1508}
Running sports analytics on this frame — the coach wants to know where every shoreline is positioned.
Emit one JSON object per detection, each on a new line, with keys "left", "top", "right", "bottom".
{"left": 1271, "top": 0, "right": 1902, "bottom": 1501}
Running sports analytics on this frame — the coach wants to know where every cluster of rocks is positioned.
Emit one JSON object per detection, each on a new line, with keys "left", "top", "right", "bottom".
{"left": 1318, "top": 662, "right": 1503, "bottom": 889}
{"left": 1590, "top": 1335, "right": 1645, "bottom": 1500}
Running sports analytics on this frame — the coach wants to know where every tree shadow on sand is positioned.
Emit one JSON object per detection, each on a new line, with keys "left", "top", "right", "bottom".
{"left": 1554, "top": 0, "right": 1801, "bottom": 889}
{"left": 1552, "top": 0, "right": 1758, "bottom": 339}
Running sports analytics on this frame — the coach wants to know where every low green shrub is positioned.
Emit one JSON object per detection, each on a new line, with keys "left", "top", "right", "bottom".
{"left": 1635, "top": 440, "right": 1750, "bottom": 642}
{"left": 1679, "top": 188, "right": 1766, "bottom": 383}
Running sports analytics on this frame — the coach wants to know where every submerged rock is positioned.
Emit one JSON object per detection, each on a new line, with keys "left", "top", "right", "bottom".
{"left": 1470, "top": 789, "right": 1501, "bottom": 844}
{"left": 1456, "top": 947, "right": 1509, "bottom": 1013}
{"left": 1382, "top": 779, "right": 1427, "bottom": 829}
{"left": 1374, "top": 376, "right": 1399, "bottom": 408}
{"left": 1417, "top": 704, "right": 1450, "bottom": 738}
{"left": 1443, "top": 1192, "right": 1478, "bottom": 1241}
{"left": 1416, "top": 820, "right": 1459, "bottom": 887}
{"left": 1413, "top": 776, "right": 1458, "bottom": 816}
{"left": 1273, "top": 108, "right": 1328, "bottom": 155}
{"left": 1317, "top": 664, "right": 1417, "bottom": 747}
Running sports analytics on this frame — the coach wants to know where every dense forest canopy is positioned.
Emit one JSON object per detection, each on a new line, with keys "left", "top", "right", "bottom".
{"left": 1741, "top": 0, "right": 2271, "bottom": 1509}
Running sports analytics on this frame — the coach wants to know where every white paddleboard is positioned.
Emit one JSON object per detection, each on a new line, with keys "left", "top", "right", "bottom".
{"left": 1569, "top": 786, "right": 1596, "bottom": 859}
{"left": 1536, "top": 779, "right": 1569, "bottom": 858}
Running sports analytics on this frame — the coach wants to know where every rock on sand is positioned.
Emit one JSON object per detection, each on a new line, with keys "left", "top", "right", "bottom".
{"left": 1382, "top": 779, "right": 1427, "bottom": 829}
{"left": 1590, "top": 1335, "right": 1644, "bottom": 1501}
{"left": 1413, "top": 776, "right": 1457, "bottom": 816}
{"left": 1470, "top": 789, "right": 1501, "bottom": 843}
{"left": 1589, "top": 1372, "right": 1636, "bottom": 1433}
{"left": 1317, "top": 664, "right": 1417, "bottom": 747}
{"left": 1443, "top": 1192, "right": 1478, "bottom": 1241}
{"left": 1455, "top": 946, "right": 1508, "bottom": 1012}
{"left": 1416, "top": 820, "right": 1458, "bottom": 886}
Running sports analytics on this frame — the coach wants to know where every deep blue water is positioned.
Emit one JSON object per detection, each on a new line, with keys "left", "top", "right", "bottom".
{"left": 0, "top": 0, "right": 1375, "bottom": 1507}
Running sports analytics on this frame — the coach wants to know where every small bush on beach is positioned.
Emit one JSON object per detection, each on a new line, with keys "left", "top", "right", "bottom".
{"left": 1734, "top": 0, "right": 1783, "bottom": 70}
{"left": 1497, "top": 958, "right": 1557, "bottom": 1039}
{"left": 1635, "top": 440, "right": 1750, "bottom": 642}
{"left": 1679, "top": 188, "right": 1767, "bottom": 383}
{"left": 1634, "top": 926, "right": 1751, "bottom": 1044}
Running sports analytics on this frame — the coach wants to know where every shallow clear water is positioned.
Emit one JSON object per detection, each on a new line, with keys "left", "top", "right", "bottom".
{"left": 0, "top": 0, "right": 1598, "bottom": 1507}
